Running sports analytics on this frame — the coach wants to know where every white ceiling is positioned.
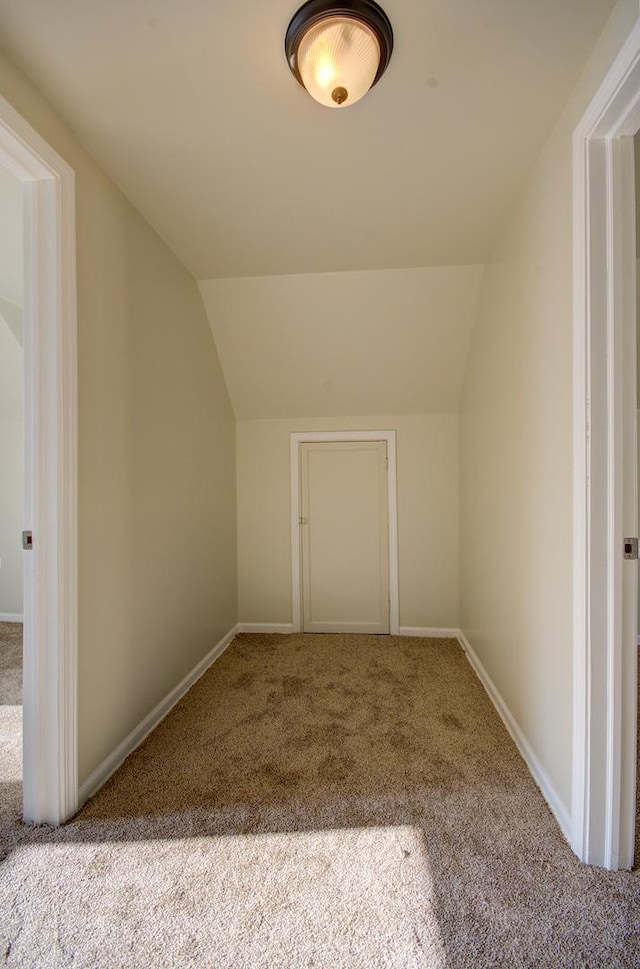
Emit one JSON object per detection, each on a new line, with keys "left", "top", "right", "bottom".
{"left": 200, "top": 265, "right": 484, "bottom": 418}
{"left": 0, "top": 0, "right": 615, "bottom": 279}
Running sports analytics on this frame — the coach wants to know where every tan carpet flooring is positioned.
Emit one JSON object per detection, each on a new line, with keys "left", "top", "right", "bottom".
{"left": 0, "top": 623, "right": 21, "bottom": 707}
{"left": 0, "top": 622, "right": 21, "bottom": 846}
{"left": 0, "top": 627, "right": 639, "bottom": 968}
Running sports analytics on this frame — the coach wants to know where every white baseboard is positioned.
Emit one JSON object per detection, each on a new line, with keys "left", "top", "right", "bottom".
{"left": 0, "top": 613, "right": 23, "bottom": 623}
{"left": 237, "top": 624, "right": 458, "bottom": 638}
{"left": 399, "top": 626, "right": 459, "bottom": 639}
{"left": 78, "top": 624, "right": 239, "bottom": 807}
{"left": 237, "top": 623, "right": 294, "bottom": 634}
{"left": 457, "top": 629, "right": 571, "bottom": 841}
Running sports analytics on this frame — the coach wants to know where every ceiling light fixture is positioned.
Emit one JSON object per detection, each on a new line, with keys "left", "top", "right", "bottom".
{"left": 285, "top": 0, "right": 393, "bottom": 109}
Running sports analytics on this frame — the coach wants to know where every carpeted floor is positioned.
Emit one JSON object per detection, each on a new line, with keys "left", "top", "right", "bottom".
{"left": 0, "top": 622, "right": 21, "bottom": 707}
{"left": 0, "top": 627, "right": 639, "bottom": 967}
{"left": 0, "top": 622, "right": 22, "bottom": 844}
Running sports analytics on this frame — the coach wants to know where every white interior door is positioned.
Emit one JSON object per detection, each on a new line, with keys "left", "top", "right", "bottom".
{"left": 300, "top": 440, "right": 389, "bottom": 634}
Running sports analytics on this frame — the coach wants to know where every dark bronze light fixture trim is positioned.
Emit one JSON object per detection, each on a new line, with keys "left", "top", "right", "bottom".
{"left": 285, "top": 0, "right": 394, "bottom": 102}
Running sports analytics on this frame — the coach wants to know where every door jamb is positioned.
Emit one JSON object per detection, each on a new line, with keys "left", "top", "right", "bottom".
{"left": 573, "top": 19, "right": 640, "bottom": 870}
{"left": 0, "top": 95, "right": 78, "bottom": 824}
{"left": 290, "top": 430, "right": 399, "bottom": 634}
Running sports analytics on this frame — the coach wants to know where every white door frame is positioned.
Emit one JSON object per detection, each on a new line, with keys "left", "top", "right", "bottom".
{"left": 0, "top": 95, "right": 78, "bottom": 824}
{"left": 290, "top": 430, "right": 399, "bottom": 634}
{"left": 573, "top": 19, "right": 640, "bottom": 870}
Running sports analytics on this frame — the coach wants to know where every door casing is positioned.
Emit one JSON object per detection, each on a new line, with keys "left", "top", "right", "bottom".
{"left": 0, "top": 94, "right": 78, "bottom": 825}
{"left": 573, "top": 18, "right": 640, "bottom": 870}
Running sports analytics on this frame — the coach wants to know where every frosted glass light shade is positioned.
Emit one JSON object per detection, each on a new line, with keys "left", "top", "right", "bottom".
{"left": 286, "top": 1, "right": 393, "bottom": 110}
{"left": 297, "top": 16, "right": 380, "bottom": 108}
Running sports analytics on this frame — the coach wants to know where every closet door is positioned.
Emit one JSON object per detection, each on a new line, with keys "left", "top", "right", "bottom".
{"left": 300, "top": 441, "right": 389, "bottom": 634}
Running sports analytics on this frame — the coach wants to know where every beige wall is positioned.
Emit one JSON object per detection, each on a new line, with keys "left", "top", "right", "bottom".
{"left": 459, "top": 0, "right": 638, "bottom": 815}
{"left": 237, "top": 415, "right": 459, "bottom": 629}
{"left": 0, "top": 164, "right": 23, "bottom": 308}
{"left": 0, "top": 418, "right": 23, "bottom": 616}
{"left": 0, "top": 51, "right": 238, "bottom": 781}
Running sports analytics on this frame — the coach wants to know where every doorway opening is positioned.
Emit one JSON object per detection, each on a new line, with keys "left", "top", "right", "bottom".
{"left": 0, "top": 94, "right": 78, "bottom": 825}
{"left": 290, "top": 430, "right": 400, "bottom": 635}
{"left": 0, "top": 164, "right": 24, "bottom": 827}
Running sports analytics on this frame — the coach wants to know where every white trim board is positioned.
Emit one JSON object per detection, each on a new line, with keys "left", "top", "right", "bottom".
{"left": 457, "top": 631, "right": 571, "bottom": 842}
{"left": 289, "top": 430, "right": 400, "bottom": 635}
{"left": 399, "top": 627, "right": 459, "bottom": 639}
{"left": 572, "top": 17, "right": 640, "bottom": 870}
{"left": 238, "top": 625, "right": 464, "bottom": 639}
{"left": 236, "top": 625, "right": 459, "bottom": 638}
{"left": 237, "top": 623, "right": 294, "bottom": 634}
{"left": 78, "top": 625, "right": 239, "bottom": 807}
{"left": 0, "top": 94, "right": 78, "bottom": 826}
{"left": 0, "top": 613, "right": 24, "bottom": 623}
{"left": 236, "top": 625, "right": 460, "bottom": 638}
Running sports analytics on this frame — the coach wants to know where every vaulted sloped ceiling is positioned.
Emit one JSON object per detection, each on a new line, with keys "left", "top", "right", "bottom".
{"left": 200, "top": 265, "right": 484, "bottom": 418}
{"left": 0, "top": 1, "right": 616, "bottom": 418}
{"left": 0, "top": 1, "right": 615, "bottom": 279}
